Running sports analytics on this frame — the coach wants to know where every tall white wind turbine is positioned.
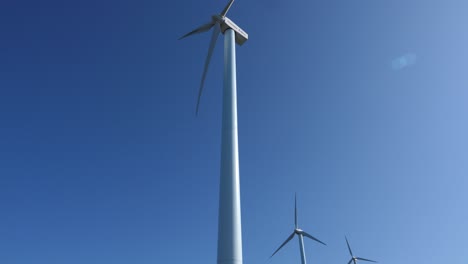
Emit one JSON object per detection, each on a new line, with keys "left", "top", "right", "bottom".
{"left": 271, "top": 194, "right": 326, "bottom": 264}
{"left": 179, "top": 1, "right": 248, "bottom": 264}
{"left": 345, "top": 236, "right": 378, "bottom": 264}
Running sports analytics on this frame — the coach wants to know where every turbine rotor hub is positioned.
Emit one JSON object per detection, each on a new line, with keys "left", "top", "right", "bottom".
{"left": 212, "top": 15, "right": 225, "bottom": 23}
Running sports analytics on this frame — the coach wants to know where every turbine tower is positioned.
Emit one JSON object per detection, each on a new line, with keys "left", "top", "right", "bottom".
{"left": 345, "top": 236, "right": 378, "bottom": 264}
{"left": 270, "top": 194, "right": 326, "bottom": 264}
{"left": 179, "top": 1, "right": 248, "bottom": 264}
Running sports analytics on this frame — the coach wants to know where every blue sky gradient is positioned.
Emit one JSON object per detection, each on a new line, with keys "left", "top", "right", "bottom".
{"left": 1, "top": 0, "right": 467, "bottom": 263}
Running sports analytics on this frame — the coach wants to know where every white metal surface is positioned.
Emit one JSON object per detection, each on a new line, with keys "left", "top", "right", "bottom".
{"left": 221, "top": 18, "right": 248, "bottom": 45}
{"left": 299, "top": 234, "right": 307, "bottom": 264}
{"left": 217, "top": 28, "right": 243, "bottom": 264}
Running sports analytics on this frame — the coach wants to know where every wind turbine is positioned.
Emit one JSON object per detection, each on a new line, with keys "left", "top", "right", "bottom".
{"left": 270, "top": 194, "right": 326, "bottom": 264}
{"left": 345, "top": 236, "right": 378, "bottom": 264}
{"left": 179, "top": 1, "right": 248, "bottom": 264}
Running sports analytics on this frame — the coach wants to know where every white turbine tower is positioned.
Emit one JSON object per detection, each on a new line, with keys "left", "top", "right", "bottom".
{"left": 179, "top": 1, "right": 248, "bottom": 264}
{"left": 271, "top": 194, "right": 326, "bottom": 264}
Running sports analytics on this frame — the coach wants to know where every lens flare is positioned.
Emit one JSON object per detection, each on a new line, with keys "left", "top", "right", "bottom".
{"left": 391, "top": 53, "right": 417, "bottom": 70}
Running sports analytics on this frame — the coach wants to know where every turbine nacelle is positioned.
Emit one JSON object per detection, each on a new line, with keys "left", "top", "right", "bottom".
{"left": 295, "top": 228, "right": 303, "bottom": 234}
{"left": 210, "top": 15, "right": 248, "bottom": 46}
{"left": 220, "top": 17, "right": 248, "bottom": 45}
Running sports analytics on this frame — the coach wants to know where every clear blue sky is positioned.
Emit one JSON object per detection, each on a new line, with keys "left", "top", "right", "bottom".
{"left": 1, "top": 0, "right": 467, "bottom": 263}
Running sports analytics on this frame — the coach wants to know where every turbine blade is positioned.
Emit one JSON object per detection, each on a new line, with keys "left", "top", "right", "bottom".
{"left": 356, "top": 257, "right": 378, "bottom": 263}
{"left": 302, "top": 231, "right": 326, "bottom": 245}
{"left": 195, "top": 23, "right": 220, "bottom": 115}
{"left": 294, "top": 193, "right": 298, "bottom": 228}
{"left": 179, "top": 22, "right": 215, "bottom": 40}
{"left": 345, "top": 236, "right": 354, "bottom": 257}
{"left": 220, "top": 0, "right": 235, "bottom": 17}
{"left": 270, "top": 232, "right": 295, "bottom": 258}
{"left": 347, "top": 260, "right": 353, "bottom": 264}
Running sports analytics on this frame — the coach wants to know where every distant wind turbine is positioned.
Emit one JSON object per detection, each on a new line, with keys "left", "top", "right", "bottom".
{"left": 270, "top": 194, "right": 326, "bottom": 264}
{"left": 345, "top": 236, "right": 378, "bottom": 264}
{"left": 179, "top": 1, "right": 248, "bottom": 264}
